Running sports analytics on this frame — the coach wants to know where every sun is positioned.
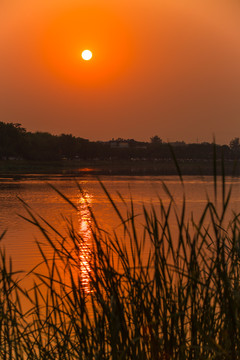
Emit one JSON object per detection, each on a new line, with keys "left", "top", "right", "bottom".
{"left": 81, "top": 50, "right": 93, "bottom": 61}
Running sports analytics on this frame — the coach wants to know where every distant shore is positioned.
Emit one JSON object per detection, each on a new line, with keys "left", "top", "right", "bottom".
{"left": 0, "top": 159, "right": 239, "bottom": 180}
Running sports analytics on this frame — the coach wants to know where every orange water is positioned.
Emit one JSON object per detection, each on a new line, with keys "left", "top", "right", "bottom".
{"left": 1, "top": 175, "right": 240, "bottom": 293}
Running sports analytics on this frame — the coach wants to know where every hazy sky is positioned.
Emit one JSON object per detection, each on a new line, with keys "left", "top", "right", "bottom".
{"left": 0, "top": 0, "right": 240, "bottom": 143}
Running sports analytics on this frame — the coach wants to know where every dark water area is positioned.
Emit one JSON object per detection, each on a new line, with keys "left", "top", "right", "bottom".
{"left": 1, "top": 158, "right": 239, "bottom": 178}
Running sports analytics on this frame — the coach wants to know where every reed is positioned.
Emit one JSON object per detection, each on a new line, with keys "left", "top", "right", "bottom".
{"left": 1, "top": 156, "right": 240, "bottom": 359}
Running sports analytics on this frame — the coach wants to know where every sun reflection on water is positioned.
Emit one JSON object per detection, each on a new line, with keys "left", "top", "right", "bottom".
{"left": 77, "top": 190, "right": 93, "bottom": 294}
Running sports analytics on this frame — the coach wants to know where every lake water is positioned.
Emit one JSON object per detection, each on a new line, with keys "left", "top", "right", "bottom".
{"left": 1, "top": 175, "right": 240, "bottom": 283}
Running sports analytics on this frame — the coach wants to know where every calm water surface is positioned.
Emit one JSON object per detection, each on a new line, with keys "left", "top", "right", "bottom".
{"left": 1, "top": 175, "right": 240, "bottom": 278}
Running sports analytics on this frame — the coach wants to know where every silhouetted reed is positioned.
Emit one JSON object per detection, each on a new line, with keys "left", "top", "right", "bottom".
{"left": 1, "top": 155, "right": 240, "bottom": 359}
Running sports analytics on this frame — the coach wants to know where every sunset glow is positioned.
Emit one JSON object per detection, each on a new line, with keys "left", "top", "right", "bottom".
{"left": 1, "top": 0, "right": 240, "bottom": 142}
{"left": 81, "top": 50, "right": 92, "bottom": 61}
{"left": 1, "top": 1, "right": 240, "bottom": 356}
{"left": 34, "top": 5, "right": 134, "bottom": 89}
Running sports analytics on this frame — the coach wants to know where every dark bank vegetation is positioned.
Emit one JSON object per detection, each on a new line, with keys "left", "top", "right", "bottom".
{"left": 1, "top": 158, "right": 240, "bottom": 359}
{"left": 1, "top": 121, "right": 240, "bottom": 162}
{"left": 1, "top": 121, "right": 240, "bottom": 176}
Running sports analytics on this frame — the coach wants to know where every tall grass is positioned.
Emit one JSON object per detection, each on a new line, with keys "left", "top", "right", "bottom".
{"left": 1, "top": 161, "right": 240, "bottom": 359}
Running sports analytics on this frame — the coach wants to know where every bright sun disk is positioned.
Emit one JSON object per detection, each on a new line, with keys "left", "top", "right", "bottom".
{"left": 81, "top": 50, "right": 92, "bottom": 61}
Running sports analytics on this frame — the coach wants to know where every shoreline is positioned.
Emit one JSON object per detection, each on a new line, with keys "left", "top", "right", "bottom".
{"left": 0, "top": 159, "right": 239, "bottom": 179}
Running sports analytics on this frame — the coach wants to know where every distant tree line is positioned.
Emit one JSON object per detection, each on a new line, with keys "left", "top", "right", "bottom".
{"left": 0, "top": 122, "right": 239, "bottom": 161}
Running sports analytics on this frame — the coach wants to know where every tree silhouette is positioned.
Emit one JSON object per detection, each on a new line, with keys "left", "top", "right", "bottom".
{"left": 150, "top": 135, "right": 162, "bottom": 144}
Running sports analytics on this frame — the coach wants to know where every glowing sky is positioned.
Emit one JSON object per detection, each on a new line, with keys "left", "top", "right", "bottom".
{"left": 0, "top": 0, "right": 240, "bottom": 143}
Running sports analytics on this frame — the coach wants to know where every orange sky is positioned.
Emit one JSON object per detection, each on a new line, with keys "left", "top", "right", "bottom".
{"left": 0, "top": 0, "right": 240, "bottom": 143}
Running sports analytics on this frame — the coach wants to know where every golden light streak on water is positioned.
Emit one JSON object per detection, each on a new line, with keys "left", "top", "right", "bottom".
{"left": 77, "top": 190, "right": 93, "bottom": 294}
